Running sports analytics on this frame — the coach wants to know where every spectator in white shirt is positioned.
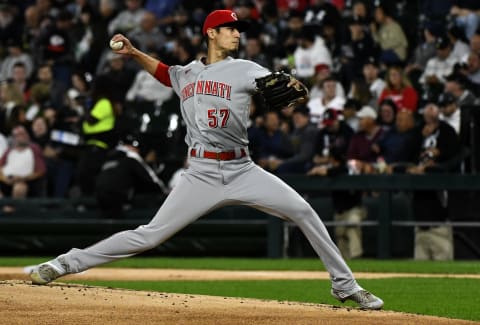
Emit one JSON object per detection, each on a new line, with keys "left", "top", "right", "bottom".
{"left": 362, "top": 57, "right": 386, "bottom": 102}
{"left": 419, "top": 36, "right": 459, "bottom": 86}
{"left": 293, "top": 25, "right": 332, "bottom": 81}
{"left": 307, "top": 76, "right": 345, "bottom": 124}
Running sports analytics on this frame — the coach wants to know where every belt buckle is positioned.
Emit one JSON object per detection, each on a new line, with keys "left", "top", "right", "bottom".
{"left": 215, "top": 152, "right": 221, "bottom": 161}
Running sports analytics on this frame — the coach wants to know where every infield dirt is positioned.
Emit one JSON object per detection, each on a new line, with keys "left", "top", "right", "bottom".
{"left": 1, "top": 268, "right": 478, "bottom": 324}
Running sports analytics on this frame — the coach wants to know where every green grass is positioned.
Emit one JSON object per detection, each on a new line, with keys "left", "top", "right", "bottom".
{"left": 67, "top": 278, "right": 480, "bottom": 321}
{"left": 2, "top": 257, "right": 479, "bottom": 274}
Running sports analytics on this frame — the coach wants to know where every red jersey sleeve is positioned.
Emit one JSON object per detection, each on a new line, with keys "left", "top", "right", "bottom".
{"left": 153, "top": 62, "right": 172, "bottom": 87}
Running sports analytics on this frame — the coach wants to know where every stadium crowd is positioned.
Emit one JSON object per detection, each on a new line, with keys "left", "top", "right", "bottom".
{"left": 0, "top": 0, "right": 480, "bottom": 258}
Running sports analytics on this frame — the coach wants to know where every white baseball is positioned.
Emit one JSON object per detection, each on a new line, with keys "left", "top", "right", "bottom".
{"left": 109, "top": 39, "right": 124, "bottom": 50}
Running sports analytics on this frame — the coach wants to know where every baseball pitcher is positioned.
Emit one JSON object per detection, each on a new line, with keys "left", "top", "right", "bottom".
{"left": 30, "top": 9, "right": 383, "bottom": 310}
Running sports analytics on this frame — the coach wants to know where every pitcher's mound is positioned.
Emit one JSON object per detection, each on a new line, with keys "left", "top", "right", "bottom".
{"left": 0, "top": 280, "right": 473, "bottom": 324}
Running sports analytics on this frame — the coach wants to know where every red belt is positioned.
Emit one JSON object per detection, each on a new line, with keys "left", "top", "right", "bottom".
{"left": 190, "top": 148, "right": 247, "bottom": 161}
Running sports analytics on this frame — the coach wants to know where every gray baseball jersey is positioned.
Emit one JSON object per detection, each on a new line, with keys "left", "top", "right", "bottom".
{"left": 169, "top": 57, "right": 268, "bottom": 150}
{"left": 54, "top": 56, "right": 361, "bottom": 295}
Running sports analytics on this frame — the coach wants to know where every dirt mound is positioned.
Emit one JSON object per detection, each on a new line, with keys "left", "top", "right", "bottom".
{"left": 2, "top": 267, "right": 480, "bottom": 282}
{"left": 0, "top": 280, "right": 475, "bottom": 325}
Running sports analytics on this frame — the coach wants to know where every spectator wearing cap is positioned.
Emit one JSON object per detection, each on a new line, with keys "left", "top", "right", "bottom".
{"left": 267, "top": 105, "right": 318, "bottom": 174}
{"left": 307, "top": 108, "right": 365, "bottom": 260}
{"left": 307, "top": 76, "right": 345, "bottom": 125}
{"left": 408, "top": 103, "right": 460, "bottom": 261}
{"left": 347, "top": 105, "right": 385, "bottom": 165}
{"left": 438, "top": 92, "right": 461, "bottom": 134}
{"left": 362, "top": 57, "right": 385, "bottom": 101}
{"left": 371, "top": 4, "right": 408, "bottom": 65}
{"left": 378, "top": 66, "right": 418, "bottom": 112}
{"left": 419, "top": 35, "right": 459, "bottom": 86}
{"left": 444, "top": 73, "right": 478, "bottom": 106}
{"left": 308, "top": 108, "right": 353, "bottom": 174}
{"left": 95, "top": 134, "right": 166, "bottom": 218}
{"left": 108, "top": 0, "right": 147, "bottom": 36}
{"left": 0, "top": 39, "right": 34, "bottom": 81}
{"left": 293, "top": 25, "right": 332, "bottom": 81}
{"left": 309, "top": 64, "right": 345, "bottom": 100}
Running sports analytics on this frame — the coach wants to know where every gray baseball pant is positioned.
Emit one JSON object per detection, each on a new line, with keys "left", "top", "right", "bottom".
{"left": 60, "top": 156, "right": 360, "bottom": 292}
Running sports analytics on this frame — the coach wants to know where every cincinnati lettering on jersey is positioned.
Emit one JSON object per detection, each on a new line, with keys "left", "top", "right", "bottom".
{"left": 181, "top": 81, "right": 232, "bottom": 101}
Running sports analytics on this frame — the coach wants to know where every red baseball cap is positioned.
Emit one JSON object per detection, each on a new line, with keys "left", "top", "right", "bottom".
{"left": 322, "top": 108, "right": 341, "bottom": 126}
{"left": 202, "top": 10, "right": 249, "bottom": 36}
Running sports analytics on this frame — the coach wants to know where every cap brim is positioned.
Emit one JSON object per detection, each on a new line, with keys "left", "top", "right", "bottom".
{"left": 218, "top": 20, "right": 250, "bottom": 32}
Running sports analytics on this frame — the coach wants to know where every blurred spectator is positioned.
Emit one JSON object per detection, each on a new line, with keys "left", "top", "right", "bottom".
{"left": 444, "top": 73, "right": 478, "bottom": 106}
{"left": 408, "top": 103, "right": 460, "bottom": 261}
{"left": 341, "top": 16, "right": 377, "bottom": 82}
{"left": 465, "top": 51, "right": 480, "bottom": 86}
{"left": 449, "top": 1, "right": 480, "bottom": 39}
{"left": 254, "top": 110, "right": 294, "bottom": 170}
{"left": 304, "top": 0, "right": 341, "bottom": 32}
{"left": 98, "top": 52, "right": 136, "bottom": 103}
{"left": 370, "top": 5, "right": 408, "bottom": 65}
{"left": 0, "top": 125, "right": 46, "bottom": 202}
{"left": 419, "top": 35, "right": 458, "bottom": 88}
{"left": 308, "top": 108, "right": 365, "bottom": 259}
{"left": 128, "top": 11, "right": 166, "bottom": 53}
{"left": 75, "top": 75, "right": 118, "bottom": 195}
{"left": 29, "top": 63, "right": 68, "bottom": 111}
{"left": 267, "top": 105, "right": 317, "bottom": 174}
{"left": 378, "top": 65, "right": 418, "bottom": 112}
{"left": 361, "top": 57, "right": 385, "bottom": 102}
{"left": 95, "top": 134, "right": 165, "bottom": 218}
{"left": 309, "top": 64, "right": 345, "bottom": 100}
{"left": 293, "top": 25, "right": 332, "bottom": 81}
{"left": 10, "top": 63, "right": 32, "bottom": 103}
{"left": 379, "top": 110, "right": 420, "bottom": 168}
{"left": 347, "top": 105, "right": 384, "bottom": 165}
{"left": 126, "top": 52, "right": 174, "bottom": 105}
{"left": 0, "top": 3, "right": 22, "bottom": 48}
{"left": 377, "top": 98, "right": 397, "bottom": 133}
{"left": 276, "top": 0, "right": 309, "bottom": 17}
{"left": 0, "top": 39, "right": 34, "bottom": 81}
{"left": 0, "top": 130, "right": 6, "bottom": 158}
{"left": 22, "top": 4, "right": 42, "bottom": 53}
{"left": 308, "top": 108, "right": 353, "bottom": 173}
{"left": 347, "top": 78, "right": 372, "bottom": 107}
{"left": 447, "top": 24, "right": 471, "bottom": 60}
{"left": 307, "top": 76, "right": 345, "bottom": 124}
{"left": 342, "top": 98, "right": 361, "bottom": 132}
{"left": 144, "top": 0, "right": 179, "bottom": 20}
{"left": 470, "top": 33, "right": 480, "bottom": 55}
{"left": 371, "top": 4, "right": 408, "bottom": 65}
{"left": 243, "top": 35, "right": 271, "bottom": 69}
{"left": 0, "top": 80, "right": 26, "bottom": 134}
{"left": 36, "top": 10, "right": 76, "bottom": 87}
{"left": 438, "top": 92, "right": 461, "bottom": 134}
{"left": 108, "top": 0, "right": 147, "bottom": 36}
{"left": 405, "top": 24, "right": 438, "bottom": 90}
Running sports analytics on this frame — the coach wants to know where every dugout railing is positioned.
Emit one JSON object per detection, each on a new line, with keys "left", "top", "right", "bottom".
{"left": 1, "top": 174, "right": 480, "bottom": 258}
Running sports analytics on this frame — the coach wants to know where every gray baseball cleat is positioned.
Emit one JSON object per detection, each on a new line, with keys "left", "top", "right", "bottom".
{"left": 30, "top": 258, "right": 68, "bottom": 285}
{"left": 331, "top": 288, "right": 384, "bottom": 310}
